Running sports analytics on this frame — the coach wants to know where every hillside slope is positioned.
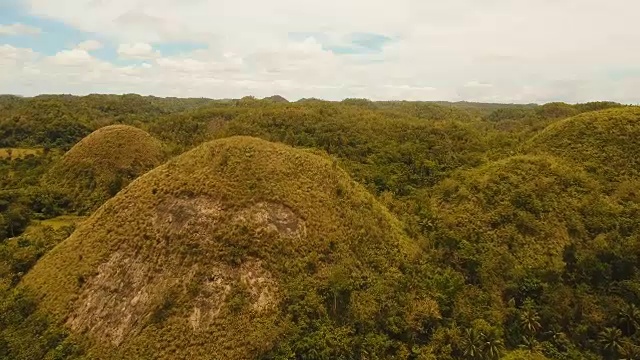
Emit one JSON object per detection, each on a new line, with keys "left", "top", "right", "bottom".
{"left": 23, "top": 136, "right": 419, "bottom": 359}
{"left": 427, "top": 154, "right": 640, "bottom": 356}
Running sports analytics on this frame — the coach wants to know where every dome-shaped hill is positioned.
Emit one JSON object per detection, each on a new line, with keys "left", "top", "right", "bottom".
{"left": 23, "top": 136, "right": 417, "bottom": 359}
{"left": 534, "top": 102, "right": 579, "bottom": 119}
{"left": 43, "top": 125, "right": 166, "bottom": 213}
{"left": 524, "top": 107, "right": 640, "bottom": 183}
{"left": 262, "top": 94, "right": 289, "bottom": 103}
{"left": 431, "top": 155, "right": 599, "bottom": 285}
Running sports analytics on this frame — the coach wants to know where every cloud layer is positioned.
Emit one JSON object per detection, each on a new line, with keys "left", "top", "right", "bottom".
{"left": 117, "top": 43, "right": 161, "bottom": 60}
{"left": 1, "top": 0, "right": 639, "bottom": 103}
{"left": 0, "top": 23, "right": 41, "bottom": 36}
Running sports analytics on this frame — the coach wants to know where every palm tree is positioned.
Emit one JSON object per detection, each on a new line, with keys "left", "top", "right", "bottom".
{"left": 461, "top": 329, "right": 485, "bottom": 360}
{"left": 482, "top": 331, "right": 504, "bottom": 360}
{"left": 460, "top": 328, "right": 505, "bottom": 360}
{"left": 519, "top": 334, "right": 540, "bottom": 353}
{"left": 598, "top": 327, "right": 623, "bottom": 359}
{"left": 619, "top": 341, "right": 640, "bottom": 360}
{"left": 618, "top": 303, "right": 640, "bottom": 336}
{"left": 543, "top": 326, "right": 568, "bottom": 351}
{"left": 519, "top": 308, "right": 542, "bottom": 336}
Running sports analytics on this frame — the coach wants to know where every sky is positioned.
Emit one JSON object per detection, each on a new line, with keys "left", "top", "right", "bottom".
{"left": 1, "top": 0, "right": 639, "bottom": 103}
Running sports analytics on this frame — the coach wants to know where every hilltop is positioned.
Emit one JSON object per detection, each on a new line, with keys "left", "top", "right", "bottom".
{"left": 525, "top": 106, "right": 640, "bottom": 183}
{"left": 42, "top": 125, "right": 166, "bottom": 213}
{"left": 22, "top": 136, "right": 420, "bottom": 359}
{"left": 262, "top": 95, "right": 289, "bottom": 103}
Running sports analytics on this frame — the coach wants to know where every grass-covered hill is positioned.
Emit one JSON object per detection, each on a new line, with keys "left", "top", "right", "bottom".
{"left": 22, "top": 136, "right": 424, "bottom": 359}
{"left": 263, "top": 95, "right": 289, "bottom": 103}
{"left": 525, "top": 107, "right": 640, "bottom": 183}
{"left": 42, "top": 125, "right": 166, "bottom": 213}
{"left": 430, "top": 155, "right": 599, "bottom": 285}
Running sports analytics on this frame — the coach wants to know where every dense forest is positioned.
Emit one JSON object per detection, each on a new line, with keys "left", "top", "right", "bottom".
{"left": 0, "top": 94, "right": 638, "bottom": 360}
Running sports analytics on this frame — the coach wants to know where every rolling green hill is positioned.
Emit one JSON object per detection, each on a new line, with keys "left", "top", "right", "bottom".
{"left": 431, "top": 155, "right": 598, "bottom": 285}
{"left": 22, "top": 136, "right": 422, "bottom": 359}
{"left": 42, "top": 125, "right": 166, "bottom": 213}
{"left": 525, "top": 107, "right": 640, "bottom": 183}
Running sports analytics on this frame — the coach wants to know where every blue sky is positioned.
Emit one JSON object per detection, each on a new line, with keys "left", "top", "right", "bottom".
{"left": 0, "top": 0, "right": 206, "bottom": 63}
{"left": 288, "top": 32, "right": 393, "bottom": 55}
{"left": 1, "top": 0, "right": 640, "bottom": 103}
{"left": 0, "top": 0, "right": 390, "bottom": 60}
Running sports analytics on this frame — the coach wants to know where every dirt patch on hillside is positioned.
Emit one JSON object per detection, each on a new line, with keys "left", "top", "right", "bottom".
{"left": 154, "top": 196, "right": 224, "bottom": 235}
{"left": 234, "top": 202, "right": 306, "bottom": 238}
{"left": 154, "top": 197, "right": 305, "bottom": 240}
{"left": 67, "top": 253, "right": 279, "bottom": 344}
{"left": 188, "top": 259, "right": 278, "bottom": 331}
{"left": 66, "top": 252, "right": 172, "bottom": 345}
{"left": 65, "top": 198, "right": 293, "bottom": 344}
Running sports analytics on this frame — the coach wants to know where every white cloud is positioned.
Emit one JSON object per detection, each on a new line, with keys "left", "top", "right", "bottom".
{"left": 0, "top": 45, "right": 37, "bottom": 72}
{"left": 76, "top": 39, "right": 103, "bottom": 51}
{"left": 117, "top": 42, "right": 161, "bottom": 60}
{"left": 4, "top": 0, "right": 640, "bottom": 102}
{"left": 0, "top": 23, "right": 41, "bottom": 36}
{"left": 464, "top": 81, "right": 493, "bottom": 89}
{"left": 0, "top": 44, "right": 36, "bottom": 60}
{"left": 48, "top": 49, "right": 93, "bottom": 66}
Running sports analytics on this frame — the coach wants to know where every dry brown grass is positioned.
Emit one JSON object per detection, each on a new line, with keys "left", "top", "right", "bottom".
{"left": 42, "top": 125, "right": 166, "bottom": 213}
{"left": 23, "top": 136, "right": 417, "bottom": 359}
{"left": 0, "top": 148, "right": 43, "bottom": 160}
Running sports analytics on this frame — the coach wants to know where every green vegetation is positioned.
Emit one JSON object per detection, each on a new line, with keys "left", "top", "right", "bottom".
{"left": 36, "top": 215, "right": 85, "bottom": 230}
{"left": 525, "top": 107, "right": 640, "bottom": 184}
{"left": 22, "top": 136, "right": 422, "bottom": 359}
{"left": 42, "top": 125, "right": 166, "bottom": 213}
{"left": 429, "top": 155, "right": 598, "bottom": 284}
{"left": 217, "top": 104, "right": 486, "bottom": 195}
{"left": 1, "top": 221, "right": 80, "bottom": 360}
{"left": 0, "top": 94, "right": 637, "bottom": 359}
{"left": 426, "top": 154, "right": 640, "bottom": 358}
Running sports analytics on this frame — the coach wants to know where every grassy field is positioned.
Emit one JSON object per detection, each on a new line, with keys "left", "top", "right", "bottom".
{"left": 0, "top": 148, "right": 44, "bottom": 159}
{"left": 37, "top": 215, "right": 86, "bottom": 230}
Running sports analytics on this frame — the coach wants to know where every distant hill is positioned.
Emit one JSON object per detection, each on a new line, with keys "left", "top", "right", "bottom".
{"left": 0, "top": 94, "right": 219, "bottom": 149}
{"left": 217, "top": 104, "right": 487, "bottom": 194}
{"left": 430, "top": 101, "right": 538, "bottom": 116}
{"left": 42, "top": 125, "right": 166, "bottom": 213}
{"left": 23, "top": 136, "right": 419, "bottom": 359}
{"left": 262, "top": 94, "right": 289, "bottom": 103}
{"left": 525, "top": 106, "right": 640, "bottom": 183}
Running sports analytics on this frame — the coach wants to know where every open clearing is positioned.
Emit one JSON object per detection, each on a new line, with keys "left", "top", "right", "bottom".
{"left": 0, "top": 148, "right": 44, "bottom": 160}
